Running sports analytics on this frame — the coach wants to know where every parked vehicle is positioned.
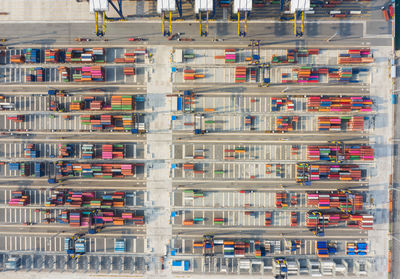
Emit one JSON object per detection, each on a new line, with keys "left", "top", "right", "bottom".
{"left": 178, "top": 38, "right": 194, "bottom": 42}
{"left": 129, "top": 37, "right": 146, "bottom": 41}
{"left": 74, "top": 38, "right": 91, "bottom": 42}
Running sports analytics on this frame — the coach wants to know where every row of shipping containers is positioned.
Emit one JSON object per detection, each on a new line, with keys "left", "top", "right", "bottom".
{"left": 271, "top": 97, "right": 295, "bottom": 111}
{"left": 316, "top": 241, "right": 337, "bottom": 258}
{"left": 306, "top": 145, "right": 374, "bottom": 161}
{"left": 282, "top": 67, "right": 367, "bottom": 83}
{"left": 306, "top": 192, "right": 363, "bottom": 211}
{"left": 305, "top": 212, "right": 373, "bottom": 230}
{"left": 296, "top": 164, "right": 363, "bottom": 182}
{"left": 56, "top": 162, "right": 138, "bottom": 178}
{"left": 80, "top": 114, "right": 145, "bottom": 132}
{"left": 338, "top": 49, "right": 373, "bottom": 64}
{"left": 317, "top": 116, "right": 365, "bottom": 131}
{"left": 8, "top": 47, "right": 147, "bottom": 64}
{"left": 8, "top": 162, "right": 43, "bottom": 177}
{"left": 8, "top": 191, "right": 30, "bottom": 206}
{"left": 59, "top": 210, "right": 144, "bottom": 226}
{"left": 58, "top": 95, "right": 139, "bottom": 112}
{"left": 45, "top": 190, "right": 126, "bottom": 208}
{"left": 307, "top": 96, "right": 372, "bottom": 112}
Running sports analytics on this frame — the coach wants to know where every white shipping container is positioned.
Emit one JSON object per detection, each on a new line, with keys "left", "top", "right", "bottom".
{"left": 174, "top": 49, "right": 183, "bottom": 63}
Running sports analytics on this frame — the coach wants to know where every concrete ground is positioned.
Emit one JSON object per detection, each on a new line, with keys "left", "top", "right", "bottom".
{"left": 0, "top": 0, "right": 394, "bottom": 278}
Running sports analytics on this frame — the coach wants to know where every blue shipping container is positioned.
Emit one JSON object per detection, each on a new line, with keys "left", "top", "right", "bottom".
{"left": 177, "top": 97, "right": 182, "bottom": 111}
{"left": 172, "top": 260, "right": 182, "bottom": 267}
{"left": 184, "top": 261, "right": 190, "bottom": 271}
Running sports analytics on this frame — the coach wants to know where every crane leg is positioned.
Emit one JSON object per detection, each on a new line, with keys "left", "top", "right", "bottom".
{"left": 95, "top": 12, "right": 99, "bottom": 35}
{"left": 162, "top": 12, "right": 165, "bottom": 35}
{"left": 199, "top": 12, "right": 202, "bottom": 36}
{"left": 293, "top": 12, "right": 297, "bottom": 36}
{"left": 206, "top": 11, "right": 209, "bottom": 36}
{"left": 301, "top": 11, "right": 304, "bottom": 35}
{"left": 102, "top": 11, "right": 105, "bottom": 36}
{"left": 169, "top": 11, "right": 172, "bottom": 35}
{"left": 244, "top": 12, "right": 247, "bottom": 36}
{"left": 237, "top": 13, "right": 240, "bottom": 36}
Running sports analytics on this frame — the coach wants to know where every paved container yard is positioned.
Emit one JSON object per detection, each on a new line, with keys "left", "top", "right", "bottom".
{"left": 0, "top": 0, "right": 395, "bottom": 278}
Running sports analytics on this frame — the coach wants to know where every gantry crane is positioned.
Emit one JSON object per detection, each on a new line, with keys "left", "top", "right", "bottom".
{"left": 66, "top": 233, "right": 86, "bottom": 260}
{"left": 258, "top": 63, "right": 270, "bottom": 87}
{"left": 95, "top": 11, "right": 106, "bottom": 37}
{"left": 247, "top": 40, "right": 271, "bottom": 87}
{"left": 233, "top": 0, "right": 252, "bottom": 37}
{"left": 296, "top": 162, "right": 310, "bottom": 186}
{"left": 329, "top": 140, "right": 346, "bottom": 163}
{"left": 293, "top": 10, "right": 304, "bottom": 37}
{"left": 199, "top": 11, "right": 209, "bottom": 37}
{"left": 274, "top": 258, "right": 288, "bottom": 279}
{"left": 196, "top": 0, "right": 214, "bottom": 36}
{"left": 290, "top": 0, "right": 310, "bottom": 37}
{"left": 309, "top": 210, "right": 325, "bottom": 237}
{"left": 162, "top": 11, "right": 172, "bottom": 36}
{"left": 158, "top": 0, "right": 183, "bottom": 36}
{"left": 88, "top": 209, "right": 103, "bottom": 234}
{"left": 89, "top": 0, "right": 108, "bottom": 37}
{"left": 248, "top": 40, "right": 260, "bottom": 65}
{"left": 340, "top": 190, "right": 356, "bottom": 214}
{"left": 203, "top": 235, "right": 214, "bottom": 256}
{"left": 89, "top": 0, "right": 125, "bottom": 37}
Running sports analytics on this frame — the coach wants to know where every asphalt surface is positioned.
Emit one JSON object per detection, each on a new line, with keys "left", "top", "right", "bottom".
{"left": 173, "top": 133, "right": 370, "bottom": 143}
{"left": 0, "top": 21, "right": 392, "bottom": 48}
{"left": 173, "top": 226, "right": 368, "bottom": 239}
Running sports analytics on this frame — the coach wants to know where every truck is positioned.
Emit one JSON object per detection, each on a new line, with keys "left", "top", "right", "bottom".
{"left": 74, "top": 37, "right": 91, "bottom": 42}
{"left": 383, "top": 8, "right": 389, "bottom": 21}
{"left": 128, "top": 37, "right": 146, "bottom": 41}
{"left": 177, "top": 38, "right": 194, "bottom": 42}
{"left": 168, "top": 33, "right": 179, "bottom": 40}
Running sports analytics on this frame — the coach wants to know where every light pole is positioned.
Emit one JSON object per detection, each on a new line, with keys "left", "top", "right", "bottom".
{"left": 326, "top": 32, "right": 338, "bottom": 42}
